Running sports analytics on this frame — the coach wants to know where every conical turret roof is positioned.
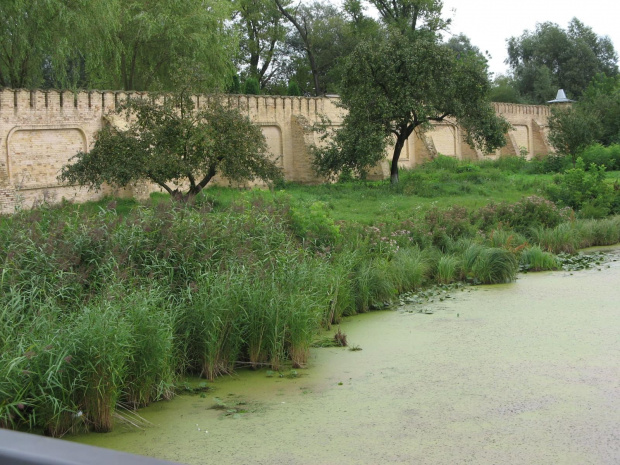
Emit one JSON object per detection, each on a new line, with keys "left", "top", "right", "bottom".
{"left": 548, "top": 89, "right": 574, "bottom": 104}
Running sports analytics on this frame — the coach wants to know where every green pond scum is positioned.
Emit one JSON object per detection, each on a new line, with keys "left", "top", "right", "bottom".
{"left": 69, "top": 248, "right": 620, "bottom": 464}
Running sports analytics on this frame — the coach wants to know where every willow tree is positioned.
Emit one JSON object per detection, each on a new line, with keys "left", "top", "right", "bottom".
{"left": 313, "top": 0, "right": 509, "bottom": 183}
{"left": 0, "top": 0, "right": 82, "bottom": 88}
{"left": 82, "top": 0, "right": 237, "bottom": 91}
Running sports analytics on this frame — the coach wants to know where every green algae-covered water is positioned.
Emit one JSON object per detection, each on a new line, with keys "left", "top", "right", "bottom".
{"left": 71, "top": 248, "right": 620, "bottom": 464}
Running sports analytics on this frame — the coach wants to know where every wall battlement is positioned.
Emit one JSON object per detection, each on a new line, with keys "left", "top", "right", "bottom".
{"left": 0, "top": 89, "right": 552, "bottom": 213}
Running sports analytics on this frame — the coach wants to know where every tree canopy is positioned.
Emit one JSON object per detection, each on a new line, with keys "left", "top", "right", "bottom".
{"left": 507, "top": 18, "right": 618, "bottom": 103}
{"left": 313, "top": 1, "right": 509, "bottom": 184}
{"left": 1, "top": 0, "right": 236, "bottom": 91}
{"left": 59, "top": 95, "right": 282, "bottom": 200}
{"left": 0, "top": 0, "right": 78, "bottom": 88}
{"left": 233, "top": 0, "right": 289, "bottom": 89}
{"left": 547, "top": 73, "right": 620, "bottom": 163}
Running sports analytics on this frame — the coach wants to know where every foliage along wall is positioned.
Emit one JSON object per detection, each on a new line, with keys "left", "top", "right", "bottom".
{"left": 0, "top": 89, "right": 552, "bottom": 213}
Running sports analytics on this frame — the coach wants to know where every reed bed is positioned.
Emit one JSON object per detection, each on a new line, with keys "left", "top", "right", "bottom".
{"left": 1, "top": 193, "right": 618, "bottom": 437}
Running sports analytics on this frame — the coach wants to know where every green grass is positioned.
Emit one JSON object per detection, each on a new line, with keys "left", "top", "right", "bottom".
{"left": 2, "top": 155, "right": 620, "bottom": 437}
{"left": 520, "top": 246, "right": 560, "bottom": 272}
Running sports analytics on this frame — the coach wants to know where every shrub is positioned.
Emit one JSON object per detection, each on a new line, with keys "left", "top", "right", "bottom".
{"left": 580, "top": 143, "right": 617, "bottom": 170}
{"left": 424, "top": 206, "right": 475, "bottom": 250}
{"left": 545, "top": 158, "right": 616, "bottom": 216}
{"left": 492, "top": 154, "right": 527, "bottom": 173}
{"left": 473, "top": 196, "right": 572, "bottom": 235}
{"left": 289, "top": 200, "right": 341, "bottom": 250}
{"left": 424, "top": 154, "right": 460, "bottom": 171}
{"left": 287, "top": 81, "right": 302, "bottom": 96}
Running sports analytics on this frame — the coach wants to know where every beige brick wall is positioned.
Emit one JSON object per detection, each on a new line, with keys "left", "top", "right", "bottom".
{"left": 0, "top": 90, "right": 553, "bottom": 213}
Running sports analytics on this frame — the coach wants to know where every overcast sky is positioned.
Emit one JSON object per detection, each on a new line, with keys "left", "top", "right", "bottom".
{"left": 439, "top": 0, "right": 620, "bottom": 77}
{"left": 341, "top": 0, "right": 620, "bottom": 77}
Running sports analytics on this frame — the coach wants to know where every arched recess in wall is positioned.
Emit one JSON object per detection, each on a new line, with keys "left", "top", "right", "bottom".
{"left": 511, "top": 124, "right": 530, "bottom": 155}
{"left": 257, "top": 124, "right": 284, "bottom": 168}
{"left": 430, "top": 123, "right": 458, "bottom": 158}
{"left": 6, "top": 125, "right": 88, "bottom": 189}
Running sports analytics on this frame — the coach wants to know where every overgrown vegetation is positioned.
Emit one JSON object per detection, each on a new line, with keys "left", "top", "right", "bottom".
{"left": 2, "top": 153, "right": 620, "bottom": 437}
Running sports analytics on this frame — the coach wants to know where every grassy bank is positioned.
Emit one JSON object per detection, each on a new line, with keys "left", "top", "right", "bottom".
{"left": 2, "top": 155, "right": 620, "bottom": 437}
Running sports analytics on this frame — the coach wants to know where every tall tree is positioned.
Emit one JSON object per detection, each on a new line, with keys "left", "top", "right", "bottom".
{"left": 548, "top": 73, "right": 620, "bottom": 159}
{"left": 273, "top": 0, "right": 322, "bottom": 95}
{"left": 446, "top": 33, "right": 485, "bottom": 59}
{"left": 368, "top": 0, "right": 449, "bottom": 35}
{"left": 547, "top": 106, "right": 600, "bottom": 166}
{"left": 278, "top": 1, "right": 376, "bottom": 95}
{"left": 314, "top": 1, "right": 508, "bottom": 184}
{"left": 233, "top": 0, "right": 288, "bottom": 89}
{"left": 507, "top": 18, "right": 618, "bottom": 103}
{"left": 488, "top": 74, "right": 523, "bottom": 103}
{"left": 0, "top": 0, "right": 79, "bottom": 88}
{"left": 579, "top": 74, "right": 620, "bottom": 146}
{"left": 83, "top": 0, "right": 236, "bottom": 91}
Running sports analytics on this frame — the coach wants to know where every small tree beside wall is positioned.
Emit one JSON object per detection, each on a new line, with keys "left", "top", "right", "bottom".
{"left": 59, "top": 94, "right": 282, "bottom": 201}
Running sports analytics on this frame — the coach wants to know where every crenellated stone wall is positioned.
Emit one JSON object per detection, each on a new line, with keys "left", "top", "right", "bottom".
{"left": 0, "top": 89, "right": 553, "bottom": 213}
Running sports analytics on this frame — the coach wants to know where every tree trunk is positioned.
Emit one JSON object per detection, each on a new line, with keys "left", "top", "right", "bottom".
{"left": 390, "top": 135, "right": 406, "bottom": 184}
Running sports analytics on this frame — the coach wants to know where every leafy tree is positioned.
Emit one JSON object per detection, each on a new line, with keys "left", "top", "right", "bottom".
{"left": 547, "top": 106, "right": 600, "bottom": 166}
{"left": 273, "top": 0, "right": 375, "bottom": 95}
{"left": 342, "top": 0, "right": 381, "bottom": 38}
{"left": 507, "top": 18, "right": 618, "bottom": 103}
{"left": 547, "top": 73, "right": 620, "bottom": 165}
{"left": 273, "top": 0, "right": 322, "bottom": 95}
{"left": 368, "top": 0, "right": 449, "bottom": 34}
{"left": 446, "top": 33, "right": 485, "bottom": 59}
{"left": 88, "top": 0, "right": 237, "bottom": 91}
{"left": 59, "top": 95, "right": 282, "bottom": 200}
{"left": 233, "top": 0, "right": 289, "bottom": 89}
{"left": 228, "top": 74, "right": 242, "bottom": 94}
{"left": 1, "top": 0, "right": 237, "bottom": 91}
{"left": 489, "top": 74, "right": 523, "bottom": 103}
{"left": 0, "top": 0, "right": 83, "bottom": 88}
{"left": 579, "top": 73, "right": 620, "bottom": 146}
{"left": 314, "top": 1, "right": 509, "bottom": 184}
{"left": 545, "top": 158, "right": 616, "bottom": 217}
{"left": 244, "top": 77, "right": 261, "bottom": 94}
{"left": 287, "top": 80, "right": 302, "bottom": 96}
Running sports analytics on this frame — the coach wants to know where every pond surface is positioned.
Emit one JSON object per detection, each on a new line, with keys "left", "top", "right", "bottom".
{"left": 71, "top": 248, "right": 620, "bottom": 464}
